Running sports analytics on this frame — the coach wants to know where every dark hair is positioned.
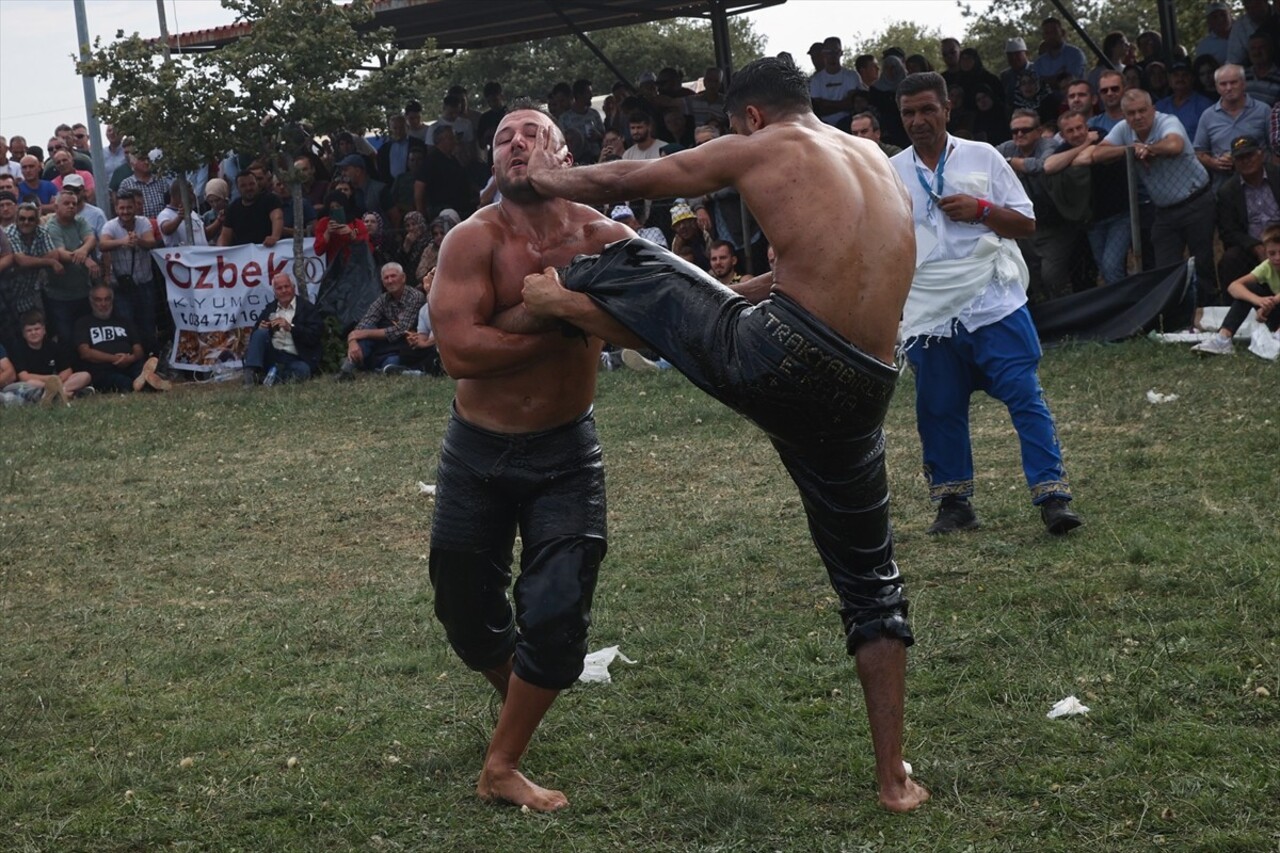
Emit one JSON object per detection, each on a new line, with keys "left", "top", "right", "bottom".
{"left": 1066, "top": 77, "right": 1092, "bottom": 92}
{"left": 483, "top": 81, "right": 502, "bottom": 97}
{"left": 20, "top": 309, "right": 45, "bottom": 328}
{"left": 724, "top": 56, "right": 811, "bottom": 118}
{"left": 1102, "top": 31, "right": 1127, "bottom": 60}
{"left": 627, "top": 111, "right": 652, "bottom": 125}
{"left": 1059, "top": 107, "right": 1091, "bottom": 125}
{"left": 550, "top": 81, "right": 572, "bottom": 97}
{"left": 895, "top": 71, "right": 948, "bottom": 106}
{"left": 324, "top": 189, "right": 355, "bottom": 219}
{"left": 855, "top": 54, "right": 877, "bottom": 72}
{"left": 572, "top": 79, "right": 593, "bottom": 98}
{"left": 710, "top": 239, "right": 736, "bottom": 255}
{"left": 442, "top": 95, "right": 462, "bottom": 109}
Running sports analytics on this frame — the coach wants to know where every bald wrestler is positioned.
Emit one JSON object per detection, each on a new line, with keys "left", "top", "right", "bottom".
{"left": 519, "top": 57, "right": 929, "bottom": 812}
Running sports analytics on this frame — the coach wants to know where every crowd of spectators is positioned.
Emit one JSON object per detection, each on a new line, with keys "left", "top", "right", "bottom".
{"left": 5, "top": 4, "right": 1280, "bottom": 405}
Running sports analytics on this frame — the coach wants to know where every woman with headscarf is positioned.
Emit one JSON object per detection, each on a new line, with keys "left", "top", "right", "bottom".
{"left": 905, "top": 54, "right": 934, "bottom": 75}
{"left": 1012, "top": 68, "right": 1062, "bottom": 126}
{"left": 314, "top": 189, "right": 380, "bottom": 330}
{"left": 953, "top": 48, "right": 1004, "bottom": 112}
{"left": 869, "top": 54, "right": 910, "bottom": 148}
{"left": 397, "top": 211, "right": 432, "bottom": 281}
{"left": 969, "top": 84, "right": 1012, "bottom": 146}
{"left": 415, "top": 212, "right": 460, "bottom": 281}
{"left": 1192, "top": 53, "right": 1221, "bottom": 98}
{"left": 362, "top": 211, "right": 392, "bottom": 269}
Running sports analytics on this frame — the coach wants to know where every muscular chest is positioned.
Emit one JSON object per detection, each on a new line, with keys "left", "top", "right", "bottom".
{"left": 490, "top": 228, "right": 590, "bottom": 307}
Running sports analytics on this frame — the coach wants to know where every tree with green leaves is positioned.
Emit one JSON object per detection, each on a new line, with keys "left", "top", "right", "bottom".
{"left": 850, "top": 21, "right": 947, "bottom": 67}
{"left": 79, "top": 0, "right": 439, "bottom": 275}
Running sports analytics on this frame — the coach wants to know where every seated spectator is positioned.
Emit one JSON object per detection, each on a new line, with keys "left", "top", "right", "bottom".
{"left": 850, "top": 111, "right": 902, "bottom": 156}
{"left": 219, "top": 171, "right": 283, "bottom": 247}
{"left": 1193, "top": 223, "right": 1280, "bottom": 355}
{"left": 17, "top": 156, "right": 58, "bottom": 213}
{"left": 1146, "top": 61, "right": 1171, "bottom": 101}
{"left": 73, "top": 283, "right": 169, "bottom": 392}
{"left": 669, "top": 200, "right": 710, "bottom": 270}
{"left": 598, "top": 129, "right": 626, "bottom": 162}
{"left": 410, "top": 210, "right": 457, "bottom": 281}
{"left": 387, "top": 146, "right": 424, "bottom": 230}
{"left": 44, "top": 191, "right": 100, "bottom": 345}
{"left": 363, "top": 211, "right": 392, "bottom": 269}
{"left": 336, "top": 261, "right": 426, "bottom": 379}
{"left": 1157, "top": 62, "right": 1215, "bottom": 140}
{"left": 0, "top": 342, "right": 19, "bottom": 406}
{"left": 5, "top": 310, "right": 92, "bottom": 403}
{"left": 402, "top": 268, "right": 442, "bottom": 376}
{"left": 157, "top": 183, "right": 208, "bottom": 247}
{"left": 623, "top": 112, "right": 664, "bottom": 160}
{"left": 3, "top": 201, "right": 59, "bottom": 345}
{"left": 1245, "top": 33, "right": 1280, "bottom": 106}
{"left": 396, "top": 210, "right": 431, "bottom": 280}
{"left": 609, "top": 204, "right": 667, "bottom": 247}
{"left": 1214, "top": 134, "right": 1280, "bottom": 292}
{"left": 1012, "top": 69, "right": 1062, "bottom": 126}
{"left": 242, "top": 273, "right": 322, "bottom": 384}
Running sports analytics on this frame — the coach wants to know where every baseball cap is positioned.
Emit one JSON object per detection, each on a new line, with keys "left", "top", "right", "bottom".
{"left": 1006, "top": 37, "right": 1028, "bottom": 53}
{"left": 637, "top": 71, "right": 657, "bottom": 85}
{"left": 1169, "top": 61, "right": 1192, "bottom": 73}
{"left": 337, "top": 154, "right": 367, "bottom": 170}
{"left": 1206, "top": 2, "right": 1230, "bottom": 14}
{"left": 610, "top": 204, "right": 636, "bottom": 221}
{"left": 61, "top": 173, "right": 85, "bottom": 189}
{"left": 1231, "top": 135, "right": 1262, "bottom": 156}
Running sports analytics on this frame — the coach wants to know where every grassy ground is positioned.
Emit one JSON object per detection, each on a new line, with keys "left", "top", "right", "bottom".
{"left": 1, "top": 338, "right": 1277, "bottom": 852}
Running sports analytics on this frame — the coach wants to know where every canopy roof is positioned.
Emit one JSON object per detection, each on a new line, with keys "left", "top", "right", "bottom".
{"left": 160, "top": 0, "right": 784, "bottom": 52}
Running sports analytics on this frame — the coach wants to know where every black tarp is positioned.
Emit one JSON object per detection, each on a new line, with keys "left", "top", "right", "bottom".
{"left": 1030, "top": 261, "right": 1191, "bottom": 345}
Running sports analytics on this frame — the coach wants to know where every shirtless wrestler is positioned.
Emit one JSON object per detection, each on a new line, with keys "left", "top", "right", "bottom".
{"left": 427, "top": 104, "right": 632, "bottom": 812}
{"left": 519, "top": 57, "right": 929, "bottom": 812}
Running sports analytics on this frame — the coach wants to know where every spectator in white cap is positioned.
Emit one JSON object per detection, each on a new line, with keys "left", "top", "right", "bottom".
{"left": 1197, "top": 3, "right": 1232, "bottom": 65}
{"left": 609, "top": 203, "right": 667, "bottom": 248}
{"left": 1001, "top": 37, "right": 1031, "bottom": 107}
{"left": 59, "top": 173, "right": 106, "bottom": 238}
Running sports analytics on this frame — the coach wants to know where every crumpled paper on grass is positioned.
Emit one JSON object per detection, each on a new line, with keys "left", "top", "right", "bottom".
{"left": 1047, "top": 695, "right": 1091, "bottom": 719}
{"left": 1146, "top": 390, "right": 1179, "bottom": 404}
{"left": 578, "top": 646, "right": 635, "bottom": 684}
{"left": 417, "top": 481, "right": 436, "bottom": 496}
{"left": 1248, "top": 326, "right": 1280, "bottom": 361}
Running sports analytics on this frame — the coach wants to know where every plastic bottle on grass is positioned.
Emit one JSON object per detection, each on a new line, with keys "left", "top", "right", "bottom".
{"left": 263, "top": 366, "right": 279, "bottom": 386}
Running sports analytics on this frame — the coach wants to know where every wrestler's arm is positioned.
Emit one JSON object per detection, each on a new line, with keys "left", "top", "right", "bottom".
{"left": 429, "top": 221, "right": 573, "bottom": 378}
{"left": 528, "top": 127, "right": 739, "bottom": 203}
{"left": 521, "top": 268, "right": 650, "bottom": 349}
{"left": 731, "top": 271, "right": 773, "bottom": 304}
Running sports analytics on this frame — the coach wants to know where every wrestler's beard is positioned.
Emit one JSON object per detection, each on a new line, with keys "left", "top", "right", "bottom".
{"left": 495, "top": 169, "right": 543, "bottom": 203}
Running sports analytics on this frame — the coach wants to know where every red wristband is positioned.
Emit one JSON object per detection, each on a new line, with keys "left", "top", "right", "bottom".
{"left": 974, "top": 198, "right": 992, "bottom": 223}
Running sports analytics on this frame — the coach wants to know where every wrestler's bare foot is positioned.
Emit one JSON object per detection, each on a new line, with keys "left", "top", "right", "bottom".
{"left": 879, "top": 776, "right": 930, "bottom": 813}
{"left": 477, "top": 764, "right": 569, "bottom": 812}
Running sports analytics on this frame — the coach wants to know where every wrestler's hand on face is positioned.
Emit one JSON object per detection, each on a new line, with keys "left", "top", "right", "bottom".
{"left": 526, "top": 127, "right": 570, "bottom": 191}
{"left": 938, "top": 194, "right": 979, "bottom": 223}
{"left": 522, "top": 266, "right": 569, "bottom": 317}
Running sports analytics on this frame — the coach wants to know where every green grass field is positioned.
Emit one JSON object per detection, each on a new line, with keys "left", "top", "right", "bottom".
{"left": 2, "top": 339, "right": 1277, "bottom": 852}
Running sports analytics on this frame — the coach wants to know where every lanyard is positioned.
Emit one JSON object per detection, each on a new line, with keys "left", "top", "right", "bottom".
{"left": 914, "top": 142, "right": 950, "bottom": 215}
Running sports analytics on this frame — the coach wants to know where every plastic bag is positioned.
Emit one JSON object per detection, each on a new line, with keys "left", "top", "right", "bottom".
{"left": 577, "top": 645, "right": 635, "bottom": 684}
{"left": 1248, "top": 326, "right": 1280, "bottom": 361}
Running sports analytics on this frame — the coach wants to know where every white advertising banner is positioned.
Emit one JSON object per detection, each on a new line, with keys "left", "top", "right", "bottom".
{"left": 153, "top": 244, "right": 325, "bottom": 371}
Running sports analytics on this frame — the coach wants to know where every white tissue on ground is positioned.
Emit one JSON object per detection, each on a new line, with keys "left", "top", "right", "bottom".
{"left": 1146, "top": 389, "right": 1179, "bottom": 404}
{"left": 578, "top": 645, "right": 636, "bottom": 683}
{"left": 417, "top": 481, "right": 436, "bottom": 496}
{"left": 1047, "top": 695, "right": 1091, "bottom": 719}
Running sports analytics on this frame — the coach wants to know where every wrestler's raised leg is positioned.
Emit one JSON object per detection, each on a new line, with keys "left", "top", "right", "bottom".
{"left": 476, "top": 674, "right": 569, "bottom": 812}
{"left": 855, "top": 636, "right": 930, "bottom": 812}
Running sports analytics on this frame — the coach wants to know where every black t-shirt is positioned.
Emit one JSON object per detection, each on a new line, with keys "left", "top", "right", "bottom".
{"left": 224, "top": 192, "right": 282, "bottom": 245}
{"left": 10, "top": 338, "right": 70, "bottom": 376}
{"left": 75, "top": 313, "right": 138, "bottom": 358}
{"left": 415, "top": 150, "right": 475, "bottom": 218}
